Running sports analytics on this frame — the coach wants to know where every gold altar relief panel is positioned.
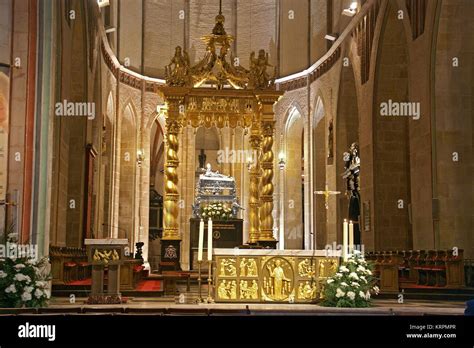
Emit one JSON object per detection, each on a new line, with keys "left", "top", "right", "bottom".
{"left": 217, "top": 280, "right": 237, "bottom": 300}
{"left": 297, "top": 258, "right": 316, "bottom": 278}
{"left": 297, "top": 281, "right": 318, "bottom": 300}
{"left": 239, "top": 280, "right": 259, "bottom": 300}
{"left": 214, "top": 255, "right": 338, "bottom": 303}
{"left": 262, "top": 257, "right": 294, "bottom": 302}
{"left": 92, "top": 248, "right": 120, "bottom": 264}
{"left": 318, "top": 258, "right": 338, "bottom": 278}
{"left": 239, "top": 258, "right": 258, "bottom": 277}
{"left": 218, "top": 258, "right": 237, "bottom": 277}
{"left": 184, "top": 96, "right": 255, "bottom": 129}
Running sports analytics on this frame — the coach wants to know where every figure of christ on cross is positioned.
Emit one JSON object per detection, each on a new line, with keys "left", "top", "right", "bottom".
{"left": 314, "top": 184, "right": 341, "bottom": 209}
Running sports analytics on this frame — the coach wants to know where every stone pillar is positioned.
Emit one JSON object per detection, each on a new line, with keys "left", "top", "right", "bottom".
{"left": 259, "top": 120, "right": 276, "bottom": 242}
{"left": 162, "top": 101, "right": 182, "bottom": 240}
{"left": 256, "top": 93, "right": 283, "bottom": 248}
{"left": 248, "top": 128, "right": 261, "bottom": 244}
{"left": 161, "top": 97, "right": 184, "bottom": 267}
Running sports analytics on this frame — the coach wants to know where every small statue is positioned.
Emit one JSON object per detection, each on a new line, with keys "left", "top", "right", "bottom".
{"left": 248, "top": 49, "right": 275, "bottom": 89}
{"left": 342, "top": 142, "right": 361, "bottom": 245}
{"left": 165, "top": 46, "right": 191, "bottom": 87}
{"left": 135, "top": 242, "right": 144, "bottom": 260}
{"left": 198, "top": 149, "right": 207, "bottom": 169}
{"left": 204, "top": 163, "right": 228, "bottom": 179}
{"left": 327, "top": 119, "right": 334, "bottom": 160}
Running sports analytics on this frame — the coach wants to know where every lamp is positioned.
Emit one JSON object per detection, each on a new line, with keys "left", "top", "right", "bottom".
{"left": 278, "top": 152, "right": 286, "bottom": 170}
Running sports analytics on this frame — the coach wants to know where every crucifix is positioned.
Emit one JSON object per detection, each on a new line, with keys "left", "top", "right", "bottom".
{"left": 314, "top": 184, "right": 341, "bottom": 209}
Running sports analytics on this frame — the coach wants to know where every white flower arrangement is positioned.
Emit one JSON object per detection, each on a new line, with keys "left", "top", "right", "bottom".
{"left": 13, "top": 274, "right": 31, "bottom": 283}
{"left": 349, "top": 272, "right": 359, "bottom": 280}
{"left": 335, "top": 288, "right": 345, "bottom": 298}
{"left": 339, "top": 265, "right": 350, "bottom": 273}
{"left": 0, "top": 256, "right": 51, "bottom": 308}
{"left": 14, "top": 264, "right": 26, "bottom": 271}
{"left": 321, "top": 253, "right": 378, "bottom": 308}
{"left": 21, "top": 292, "right": 32, "bottom": 302}
{"left": 5, "top": 284, "right": 16, "bottom": 293}
{"left": 201, "top": 202, "right": 233, "bottom": 220}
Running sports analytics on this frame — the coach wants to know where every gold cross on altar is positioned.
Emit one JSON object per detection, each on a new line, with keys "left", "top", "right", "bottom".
{"left": 314, "top": 184, "right": 341, "bottom": 209}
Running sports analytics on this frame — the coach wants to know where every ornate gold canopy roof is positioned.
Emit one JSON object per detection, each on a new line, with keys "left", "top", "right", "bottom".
{"left": 164, "top": 5, "right": 276, "bottom": 90}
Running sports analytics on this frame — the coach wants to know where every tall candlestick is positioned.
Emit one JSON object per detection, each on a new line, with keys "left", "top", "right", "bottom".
{"left": 198, "top": 219, "right": 204, "bottom": 261}
{"left": 343, "top": 219, "right": 348, "bottom": 261}
{"left": 207, "top": 218, "right": 213, "bottom": 261}
{"left": 349, "top": 220, "right": 354, "bottom": 255}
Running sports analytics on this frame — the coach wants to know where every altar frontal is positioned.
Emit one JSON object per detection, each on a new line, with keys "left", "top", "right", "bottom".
{"left": 214, "top": 249, "right": 339, "bottom": 303}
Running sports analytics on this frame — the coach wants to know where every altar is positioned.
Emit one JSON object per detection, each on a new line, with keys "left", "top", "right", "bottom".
{"left": 213, "top": 249, "right": 340, "bottom": 303}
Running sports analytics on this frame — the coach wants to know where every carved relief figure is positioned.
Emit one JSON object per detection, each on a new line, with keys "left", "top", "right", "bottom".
{"left": 298, "top": 281, "right": 317, "bottom": 300}
{"left": 247, "top": 259, "right": 258, "bottom": 276}
{"left": 240, "top": 258, "right": 247, "bottom": 276}
{"left": 266, "top": 259, "right": 290, "bottom": 300}
{"left": 229, "top": 280, "right": 237, "bottom": 299}
{"left": 219, "top": 258, "right": 237, "bottom": 277}
{"left": 250, "top": 280, "right": 259, "bottom": 299}
{"left": 298, "top": 259, "right": 315, "bottom": 278}
{"left": 239, "top": 280, "right": 248, "bottom": 299}
{"left": 218, "top": 280, "right": 229, "bottom": 299}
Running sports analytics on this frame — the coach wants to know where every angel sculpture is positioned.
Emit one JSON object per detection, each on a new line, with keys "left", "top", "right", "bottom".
{"left": 248, "top": 49, "right": 275, "bottom": 89}
{"left": 165, "top": 46, "right": 191, "bottom": 87}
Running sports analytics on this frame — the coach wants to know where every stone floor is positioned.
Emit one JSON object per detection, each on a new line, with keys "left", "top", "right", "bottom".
{"left": 43, "top": 296, "right": 466, "bottom": 315}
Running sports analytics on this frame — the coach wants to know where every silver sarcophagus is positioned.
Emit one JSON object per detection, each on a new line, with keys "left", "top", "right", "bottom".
{"left": 192, "top": 164, "right": 243, "bottom": 219}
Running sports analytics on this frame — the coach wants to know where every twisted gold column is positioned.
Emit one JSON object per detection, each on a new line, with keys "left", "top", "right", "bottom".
{"left": 259, "top": 121, "right": 276, "bottom": 241}
{"left": 248, "top": 133, "right": 261, "bottom": 244}
{"left": 163, "top": 118, "right": 182, "bottom": 240}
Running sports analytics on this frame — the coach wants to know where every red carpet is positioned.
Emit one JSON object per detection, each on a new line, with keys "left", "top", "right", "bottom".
{"left": 135, "top": 280, "right": 162, "bottom": 292}
{"left": 67, "top": 279, "right": 92, "bottom": 286}
{"left": 402, "top": 284, "right": 449, "bottom": 289}
{"left": 64, "top": 278, "right": 162, "bottom": 292}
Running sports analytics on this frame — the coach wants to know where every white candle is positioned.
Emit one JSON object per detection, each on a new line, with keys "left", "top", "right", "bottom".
{"left": 343, "top": 219, "right": 348, "bottom": 261}
{"left": 207, "top": 218, "right": 213, "bottom": 261}
{"left": 198, "top": 219, "right": 204, "bottom": 261}
{"left": 349, "top": 220, "right": 354, "bottom": 255}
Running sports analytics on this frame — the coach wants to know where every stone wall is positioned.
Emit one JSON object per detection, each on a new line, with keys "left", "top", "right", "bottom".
{"left": 434, "top": 0, "right": 474, "bottom": 257}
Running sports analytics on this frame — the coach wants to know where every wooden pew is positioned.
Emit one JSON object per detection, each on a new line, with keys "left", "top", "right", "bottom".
{"left": 365, "top": 249, "right": 465, "bottom": 292}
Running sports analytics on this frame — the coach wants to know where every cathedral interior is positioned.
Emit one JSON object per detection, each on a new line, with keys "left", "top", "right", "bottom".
{"left": 0, "top": 0, "right": 473, "bottom": 339}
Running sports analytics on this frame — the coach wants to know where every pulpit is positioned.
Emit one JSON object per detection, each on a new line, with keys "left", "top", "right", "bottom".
{"left": 84, "top": 239, "right": 128, "bottom": 304}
